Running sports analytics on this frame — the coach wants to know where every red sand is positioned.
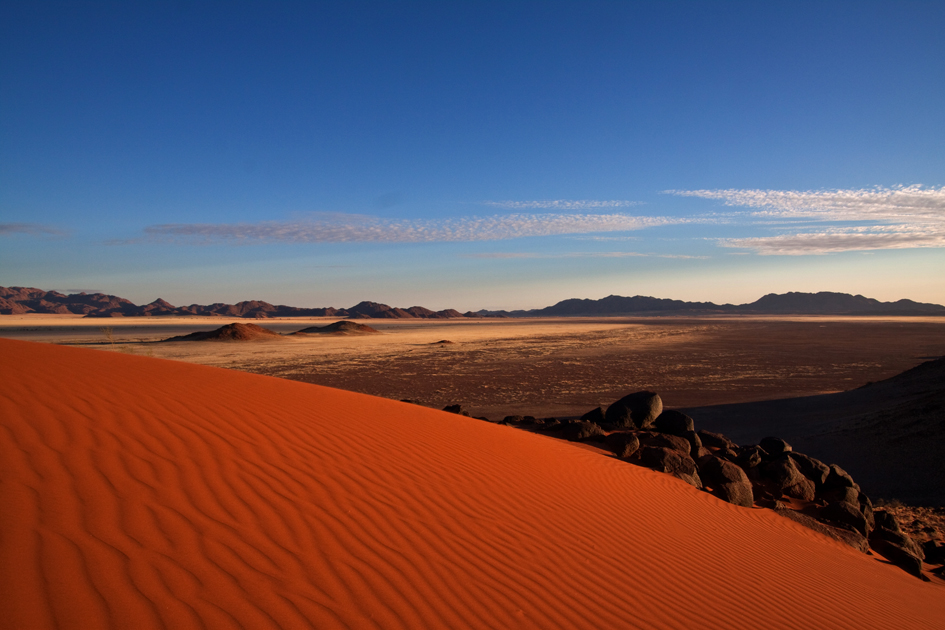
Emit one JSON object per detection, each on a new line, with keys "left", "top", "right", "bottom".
{"left": 1, "top": 338, "right": 943, "bottom": 630}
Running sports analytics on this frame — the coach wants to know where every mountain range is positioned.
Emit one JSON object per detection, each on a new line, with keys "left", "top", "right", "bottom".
{"left": 2, "top": 286, "right": 944, "bottom": 318}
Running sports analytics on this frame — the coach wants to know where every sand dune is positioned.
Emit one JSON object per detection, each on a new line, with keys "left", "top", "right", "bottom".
{"left": 1, "top": 339, "right": 943, "bottom": 629}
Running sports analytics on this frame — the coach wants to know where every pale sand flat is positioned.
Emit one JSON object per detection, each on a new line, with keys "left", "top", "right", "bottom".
{"left": 1, "top": 338, "right": 943, "bottom": 629}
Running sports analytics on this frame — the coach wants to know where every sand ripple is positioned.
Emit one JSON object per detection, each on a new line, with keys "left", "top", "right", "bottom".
{"left": 1, "top": 338, "right": 942, "bottom": 629}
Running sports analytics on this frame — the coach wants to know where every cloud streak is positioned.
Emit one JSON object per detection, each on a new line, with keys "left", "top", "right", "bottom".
{"left": 0, "top": 222, "right": 66, "bottom": 237}
{"left": 667, "top": 185, "right": 945, "bottom": 219}
{"left": 140, "top": 212, "right": 670, "bottom": 245}
{"left": 723, "top": 225, "right": 945, "bottom": 255}
{"left": 483, "top": 199, "right": 641, "bottom": 210}
{"left": 467, "top": 251, "right": 705, "bottom": 259}
{"left": 669, "top": 185, "right": 945, "bottom": 253}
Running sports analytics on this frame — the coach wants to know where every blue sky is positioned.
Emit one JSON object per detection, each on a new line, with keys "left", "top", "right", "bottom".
{"left": 2, "top": 1, "right": 943, "bottom": 310}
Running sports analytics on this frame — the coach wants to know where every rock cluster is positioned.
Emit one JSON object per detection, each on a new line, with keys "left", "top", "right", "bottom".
{"left": 491, "top": 390, "right": 932, "bottom": 580}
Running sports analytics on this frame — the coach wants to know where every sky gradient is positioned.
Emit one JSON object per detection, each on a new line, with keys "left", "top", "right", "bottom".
{"left": 2, "top": 1, "right": 944, "bottom": 310}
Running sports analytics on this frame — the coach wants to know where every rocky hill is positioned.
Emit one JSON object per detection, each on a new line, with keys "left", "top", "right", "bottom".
{"left": 0, "top": 287, "right": 489, "bottom": 319}
{"left": 481, "top": 291, "right": 945, "bottom": 317}
{"left": 3, "top": 286, "right": 943, "bottom": 318}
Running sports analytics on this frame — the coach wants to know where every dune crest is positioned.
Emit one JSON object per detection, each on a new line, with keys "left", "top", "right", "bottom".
{"left": 1, "top": 338, "right": 943, "bottom": 630}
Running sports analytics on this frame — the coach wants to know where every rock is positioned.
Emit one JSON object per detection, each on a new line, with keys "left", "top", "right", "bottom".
{"left": 653, "top": 410, "right": 694, "bottom": 435}
{"left": 820, "top": 486, "right": 859, "bottom": 505}
{"left": 639, "top": 433, "right": 691, "bottom": 455}
{"left": 823, "top": 464, "right": 858, "bottom": 491}
{"left": 921, "top": 540, "right": 945, "bottom": 565}
{"left": 774, "top": 506, "right": 870, "bottom": 553}
{"left": 443, "top": 404, "right": 470, "bottom": 416}
{"left": 717, "top": 447, "right": 739, "bottom": 461}
{"left": 502, "top": 415, "right": 525, "bottom": 424}
{"left": 858, "top": 493, "right": 875, "bottom": 533}
{"left": 869, "top": 538, "right": 926, "bottom": 579}
{"left": 605, "top": 391, "right": 662, "bottom": 429}
{"left": 820, "top": 501, "right": 870, "bottom": 536}
{"left": 759, "top": 436, "right": 792, "bottom": 456}
{"left": 681, "top": 430, "right": 703, "bottom": 459}
{"left": 605, "top": 432, "right": 640, "bottom": 459}
{"left": 633, "top": 446, "right": 702, "bottom": 488}
{"left": 697, "top": 455, "right": 754, "bottom": 507}
{"left": 870, "top": 510, "right": 925, "bottom": 559}
{"left": 762, "top": 455, "right": 816, "bottom": 501}
{"left": 580, "top": 407, "right": 605, "bottom": 424}
{"left": 786, "top": 452, "right": 830, "bottom": 487}
{"left": 697, "top": 430, "right": 737, "bottom": 450}
{"left": 873, "top": 509, "right": 901, "bottom": 533}
{"left": 735, "top": 445, "right": 765, "bottom": 470}
{"left": 559, "top": 421, "right": 605, "bottom": 442}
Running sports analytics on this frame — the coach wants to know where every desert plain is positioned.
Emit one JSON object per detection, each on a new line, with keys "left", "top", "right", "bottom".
{"left": 2, "top": 315, "right": 945, "bottom": 629}
{"left": 3, "top": 313, "right": 943, "bottom": 418}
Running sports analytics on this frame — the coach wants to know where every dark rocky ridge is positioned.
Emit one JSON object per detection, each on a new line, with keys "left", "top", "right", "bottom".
{"left": 0, "top": 286, "right": 499, "bottom": 320}
{"left": 4, "top": 286, "right": 942, "bottom": 318}
{"left": 483, "top": 390, "right": 940, "bottom": 581}
{"left": 483, "top": 291, "right": 945, "bottom": 317}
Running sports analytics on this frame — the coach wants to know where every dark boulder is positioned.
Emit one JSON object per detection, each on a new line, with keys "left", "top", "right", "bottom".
{"left": 762, "top": 455, "right": 816, "bottom": 502}
{"left": 697, "top": 455, "right": 754, "bottom": 507}
{"left": 502, "top": 415, "right": 525, "bottom": 424}
{"left": 774, "top": 505, "right": 869, "bottom": 553}
{"left": 869, "top": 538, "right": 926, "bottom": 579}
{"left": 820, "top": 501, "right": 871, "bottom": 537}
{"left": 682, "top": 430, "right": 703, "bottom": 459}
{"left": 605, "top": 391, "right": 662, "bottom": 429}
{"left": 633, "top": 446, "right": 702, "bottom": 488}
{"left": 653, "top": 410, "right": 694, "bottom": 435}
{"left": 823, "top": 464, "right": 858, "bottom": 491}
{"left": 735, "top": 445, "right": 765, "bottom": 470}
{"left": 443, "top": 404, "right": 470, "bottom": 416}
{"left": 759, "top": 436, "right": 792, "bottom": 456}
{"left": 639, "top": 433, "right": 691, "bottom": 455}
{"left": 581, "top": 407, "right": 605, "bottom": 424}
{"left": 697, "top": 430, "right": 737, "bottom": 450}
{"left": 820, "top": 486, "right": 859, "bottom": 505}
{"left": 559, "top": 421, "right": 605, "bottom": 442}
{"left": 605, "top": 432, "right": 640, "bottom": 459}
{"left": 858, "top": 493, "right": 875, "bottom": 533}
{"left": 786, "top": 452, "right": 830, "bottom": 487}
{"left": 870, "top": 512, "right": 925, "bottom": 560}
{"left": 921, "top": 540, "right": 945, "bottom": 565}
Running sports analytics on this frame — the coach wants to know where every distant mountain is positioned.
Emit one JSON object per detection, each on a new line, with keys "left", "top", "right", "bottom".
{"left": 2, "top": 286, "right": 942, "bottom": 319}
{"left": 479, "top": 291, "right": 945, "bottom": 317}
{"left": 743, "top": 292, "right": 945, "bottom": 315}
{"left": 0, "top": 286, "right": 495, "bottom": 320}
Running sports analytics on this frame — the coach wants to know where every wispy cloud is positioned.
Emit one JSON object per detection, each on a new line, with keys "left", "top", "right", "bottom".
{"left": 668, "top": 185, "right": 945, "bottom": 220}
{"left": 483, "top": 199, "right": 642, "bottom": 210}
{"left": 723, "top": 225, "right": 945, "bottom": 255}
{"left": 669, "top": 185, "right": 945, "bottom": 253}
{"left": 466, "top": 251, "right": 705, "bottom": 259}
{"left": 138, "top": 212, "right": 670, "bottom": 245}
{"left": 0, "top": 222, "right": 67, "bottom": 237}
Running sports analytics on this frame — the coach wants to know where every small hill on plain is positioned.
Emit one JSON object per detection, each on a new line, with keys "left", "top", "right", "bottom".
{"left": 294, "top": 320, "right": 380, "bottom": 335}
{"left": 1, "top": 338, "right": 943, "bottom": 629}
{"left": 164, "top": 322, "right": 283, "bottom": 342}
